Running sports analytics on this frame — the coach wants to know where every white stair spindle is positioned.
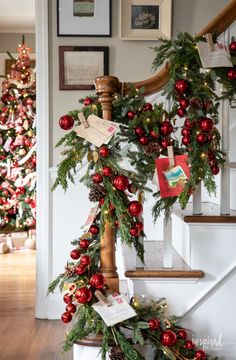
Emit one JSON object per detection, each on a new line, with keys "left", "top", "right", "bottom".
{"left": 192, "top": 183, "right": 202, "bottom": 215}
{"left": 163, "top": 215, "right": 172, "bottom": 268}
{"left": 136, "top": 214, "right": 144, "bottom": 269}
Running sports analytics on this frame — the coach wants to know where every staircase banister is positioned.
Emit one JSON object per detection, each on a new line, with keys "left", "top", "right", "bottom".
{"left": 123, "top": 0, "right": 236, "bottom": 96}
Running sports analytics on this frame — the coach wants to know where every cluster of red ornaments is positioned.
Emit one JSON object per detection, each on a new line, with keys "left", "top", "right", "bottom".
{"left": 227, "top": 40, "right": 236, "bottom": 80}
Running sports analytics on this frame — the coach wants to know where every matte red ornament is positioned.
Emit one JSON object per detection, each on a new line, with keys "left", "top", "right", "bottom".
{"left": 99, "top": 146, "right": 110, "bottom": 157}
{"left": 75, "top": 264, "right": 86, "bottom": 275}
{"left": 195, "top": 349, "right": 207, "bottom": 360}
{"left": 181, "top": 128, "right": 191, "bottom": 137}
{"left": 70, "top": 249, "right": 81, "bottom": 260}
{"left": 182, "top": 136, "right": 191, "bottom": 146}
{"left": 79, "top": 239, "right": 90, "bottom": 249}
{"left": 127, "top": 111, "right": 136, "bottom": 120}
{"left": 92, "top": 173, "right": 103, "bottom": 184}
{"left": 59, "top": 115, "right": 74, "bottom": 130}
{"left": 134, "top": 127, "right": 145, "bottom": 137}
{"left": 66, "top": 303, "right": 77, "bottom": 314}
{"left": 198, "top": 117, "right": 214, "bottom": 132}
{"left": 89, "top": 224, "right": 99, "bottom": 235}
{"left": 75, "top": 287, "right": 92, "bottom": 304}
{"left": 128, "top": 201, "right": 143, "bottom": 217}
{"left": 148, "top": 319, "right": 161, "bottom": 330}
{"left": 177, "top": 107, "right": 187, "bottom": 118}
{"left": 184, "top": 118, "right": 194, "bottom": 129}
{"left": 61, "top": 311, "right": 72, "bottom": 323}
{"left": 229, "top": 40, "right": 236, "bottom": 53}
{"left": 150, "top": 130, "right": 159, "bottom": 139}
{"left": 179, "top": 98, "right": 189, "bottom": 109}
{"left": 160, "top": 330, "right": 177, "bottom": 347}
{"left": 80, "top": 255, "right": 91, "bottom": 266}
{"left": 113, "top": 175, "right": 129, "bottom": 191}
{"left": 211, "top": 165, "right": 220, "bottom": 175}
{"left": 143, "top": 103, "right": 153, "bottom": 111}
{"left": 129, "top": 227, "right": 140, "bottom": 237}
{"left": 134, "top": 221, "right": 144, "bottom": 232}
{"left": 184, "top": 340, "right": 195, "bottom": 350}
{"left": 177, "top": 329, "right": 187, "bottom": 339}
{"left": 196, "top": 133, "right": 207, "bottom": 144}
{"left": 83, "top": 97, "right": 93, "bottom": 106}
{"left": 174, "top": 79, "right": 189, "bottom": 94}
{"left": 227, "top": 69, "right": 236, "bottom": 80}
{"left": 139, "top": 136, "right": 149, "bottom": 145}
{"left": 160, "top": 121, "right": 173, "bottom": 136}
{"left": 102, "top": 167, "right": 113, "bottom": 177}
{"left": 89, "top": 273, "right": 105, "bottom": 289}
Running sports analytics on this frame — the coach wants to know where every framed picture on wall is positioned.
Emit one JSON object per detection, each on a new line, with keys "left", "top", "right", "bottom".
{"left": 57, "top": 0, "right": 111, "bottom": 37}
{"left": 59, "top": 46, "right": 109, "bottom": 90}
{"left": 120, "top": 0, "right": 172, "bottom": 40}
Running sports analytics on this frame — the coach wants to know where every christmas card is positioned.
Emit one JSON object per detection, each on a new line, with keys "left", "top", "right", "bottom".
{"left": 197, "top": 41, "right": 233, "bottom": 68}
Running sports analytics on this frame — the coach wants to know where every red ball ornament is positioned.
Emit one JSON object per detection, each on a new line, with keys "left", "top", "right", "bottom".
{"left": 160, "top": 330, "right": 177, "bottom": 347}
{"left": 26, "top": 98, "right": 33, "bottom": 106}
{"left": 184, "top": 118, "right": 194, "bottom": 129}
{"left": 115, "top": 219, "right": 119, "bottom": 228}
{"left": 229, "top": 40, "right": 236, "bottom": 53}
{"left": 134, "top": 127, "right": 145, "bottom": 137}
{"left": 59, "top": 115, "right": 74, "bottom": 130}
{"left": 198, "top": 117, "right": 214, "bottom": 132}
{"left": 113, "top": 175, "right": 129, "bottom": 191}
{"left": 150, "top": 130, "right": 159, "bottom": 139}
{"left": 177, "top": 329, "right": 187, "bottom": 340}
{"left": 75, "top": 287, "right": 92, "bottom": 304}
{"left": 160, "top": 121, "right": 173, "bottom": 136}
{"left": 89, "top": 273, "right": 105, "bottom": 289}
{"left": 102, "top": 167, "right": 113, "bottom": 177}
{"left": 177, "top": 107, "right": 187, "bottom": 118}
{"left": 175, "top": 79, "right": 189, "bottom": 94}
{"left": 83, "top": 97, "right": 93, "bottom": 106}
{"left": 63, "top": 293, "right": 72, "bottom": 304}
{"left": 79, "top": 239, "right": 90, "bottom": 249}
{"left": 99, "top": 146, "right": 110, "bottom": 157}
{"left": 211, "top": 165, "right": 220, "bottom": 175}
{"left": 99, "top": 198, "right": 105, "bottom": 205}
{"left": 130, "top": 227, "right": 140, "bottom": 237}
{"left": 70, "top": 249, "right": 81, "bottom": 260}
{"left": 196, "top": 133, "right": 207, "bottom": 144}
{"left": 148, "top": 319, "right": 161, "bottom": 330}
{"left": 143, "top": 103, "right": 153, "bottom": 111}
{"left": 161, "top": 138, "right": 170, "bottom": 149}
{"left": 66, "top": 303, "right": 77, "bottom": 314}
{"left": 195, "top": 349, "right": 207, "bottom": 360}
{"left": 184, "top": 340, "right": 195, "bottom": 350}
{"left": 179, "top": 98, "right": 189, "bottom": 109}
{"left": 75, "top": 264, "right": 86, "bottom": 275}
{"left": 128, "top": 201, "right": 143, "bottom": 217}
{"left": 127, "top": 111, "right": 136, "bottom": 120}
{"left": 182, "top": 136, "right": 191, "bottom": 146}
{"left": 80, "top": 255, "right": 91, "bottom": 266}
{"left": 139, "top": 136, "right": 149, "bottom": 145}
{"left": 92, "top": 173, "right": 103, "bottom": 184}
{"left": 89, "top": 224, "right": 99, "bottom": 235}
{"left": 61, "top": 311, "right": 72, "bottom": 323}
{"left": 181, "top": 128, "right": 191, "bottom": 137}
{"left": 227, "top": 68, "right": 236, "bottom": 81}
{"left": 134, "top": 221, "right": 144, "bottom": 232}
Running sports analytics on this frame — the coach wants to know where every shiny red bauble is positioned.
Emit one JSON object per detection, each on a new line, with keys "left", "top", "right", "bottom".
{"left": 127, "top": 201, "right": 143, "bottom": 217}
{"left": 99, "top": 197, "right": 105, "bottom": 205}
{"left": 160, "top": 330, "right": 177, "bottom": 347}
{"left": 70, "top": 249, "right": 81, "bottom": 260}
{"left": 196, "top": 133, "right": 207, "bottom": 144}
{"left": 184, "top": 118, "right": 194, "bottom": 129}
{"left": 61, "top": 311, "right": 72, "bottom": 323}
{"left": 89, "top": 273, "right": 105, "bottom": 289}
{"left": 198, "top": 117, "right": 214, "bottom": 132}
{"left": 99, "top": 146, "right": 110, "bottom": 157}
{"left": 177, "top": 329, "right": 187, "bottom": 339}
{"left": 134, "top": 221, "right": 144, "bottom": 232}
{"left": 83, "top": 97, "right": 93, "bottom": 106}
{"left": 134, "top": 127, "right": 145, "bottom": 137}
{"left": 184, "top": 340, "right": 195, "bottom": 350}
{"left": 182, "top": 136, "right": 191, "bottom": 146}
{"left": 75, "top": 287, "right": 93, "bottom": 304}
{"left": 229, "top": 40, "right": 236, "bottom": 53}
{"left": 227, "top": 68, "right": 236, "bottom": 81}
{"left": 102, "top": 167, "right": 113, "bottom": 177}
{"left": 143, "top": 103, "right": 153, "bottom": 111}
{"left": 79, "top": 239, "right": 90, "bottom": 249}
{"left": 160, "top": 121, "right": 173, "bottom": 136}
{"left": 139, "top": 136, "right": 149, "bottom": 145}
{"left": 179, "top": 98, "right": 189, "bottom": 109}
{"left": 80, "top": 255, "right": 91, "bottom": 266}
{"left": 75, "top": 264, "right": 86, "bottom": 275}
{"left": 127, "top": 111, "right": 136, "bottom": 120}
{"left": 181, "top": 128, "right": 191, "bottom": 137}
{"left": 177, "top": 107, "right": 187, "bottom": 118}
{"left": 175, "top": 79, "right": 189, "bottom": 94}
{"left": 63, "top": 293, "right": 72, "bottom": 304}
{"left": 113, "top": 175, "right": 129, "bottom": 191}
{"left": 148, "top": 319, "right": 161, "bottom": 330}
{"left": 161, "top": 138, "right": 170, "bottom": 148}
{"left": 211, "top": 165, "right": 220, "bottom": 175}
{"left": 195, "top": 349, "right": 207, "bottom": 360}
{"left": 92, "top": 173, "right": 103, "bottom": 184}
{"left": 59, "top": 115, "right": 74, "bottom": 130}
{"left": 149, "top": 130, "right": 159, "bottom": 139}
{"left": 129, "top": 227, "right": 140, "bottom": 237}
{"left": 89, "top": 224, "right": 99, "bottom": 235}
{"left": 66, "top": 303, "right": 77, "bottom": 314}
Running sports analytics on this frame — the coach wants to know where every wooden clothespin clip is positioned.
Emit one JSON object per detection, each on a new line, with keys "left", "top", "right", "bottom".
{"left": 78, "top": 112, "right": 89, "bottom": 128}
{"left": 167, "top": 145, "right": 175, "bottom": 168}
{"left": 206, "top": 33, "right": 214, "bottom": 52}
{"left": 95, "top": 290, "right": 112, "bottom": 307}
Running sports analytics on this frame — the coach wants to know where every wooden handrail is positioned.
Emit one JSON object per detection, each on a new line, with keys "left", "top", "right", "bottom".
{"left": 124, "top": 0, "right": 236, "bottom": 96}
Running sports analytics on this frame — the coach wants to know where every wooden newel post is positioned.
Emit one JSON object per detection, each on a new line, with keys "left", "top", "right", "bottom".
{"left": 94, "top": 76, "right": 121, "bottom": 292}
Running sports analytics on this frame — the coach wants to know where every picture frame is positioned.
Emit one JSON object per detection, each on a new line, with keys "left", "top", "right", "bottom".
{"left": 57, "top": 0, "right": 111, "bottom": 37}
{"left": 120, "top": 0, "right": 172, "bottom": 40}
{"left": 59, "top": 46, "right": 109, "bottom": 90}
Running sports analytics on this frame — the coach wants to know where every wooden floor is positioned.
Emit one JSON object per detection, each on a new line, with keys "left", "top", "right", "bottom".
{"left": 0, "top": 251, "right": 72, "bottom": 360}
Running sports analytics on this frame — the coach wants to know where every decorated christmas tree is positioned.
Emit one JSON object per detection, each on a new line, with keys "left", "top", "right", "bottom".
{"left": 0, "top": 38, "right": 36, "bottom": 230}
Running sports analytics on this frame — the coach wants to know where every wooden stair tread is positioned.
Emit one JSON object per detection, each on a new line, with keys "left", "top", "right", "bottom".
{"left": 173, "top": 202, "right": 236, "bottom": 223}
{"left": 125, "top": 269, "right": 204, "bottom": 278}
